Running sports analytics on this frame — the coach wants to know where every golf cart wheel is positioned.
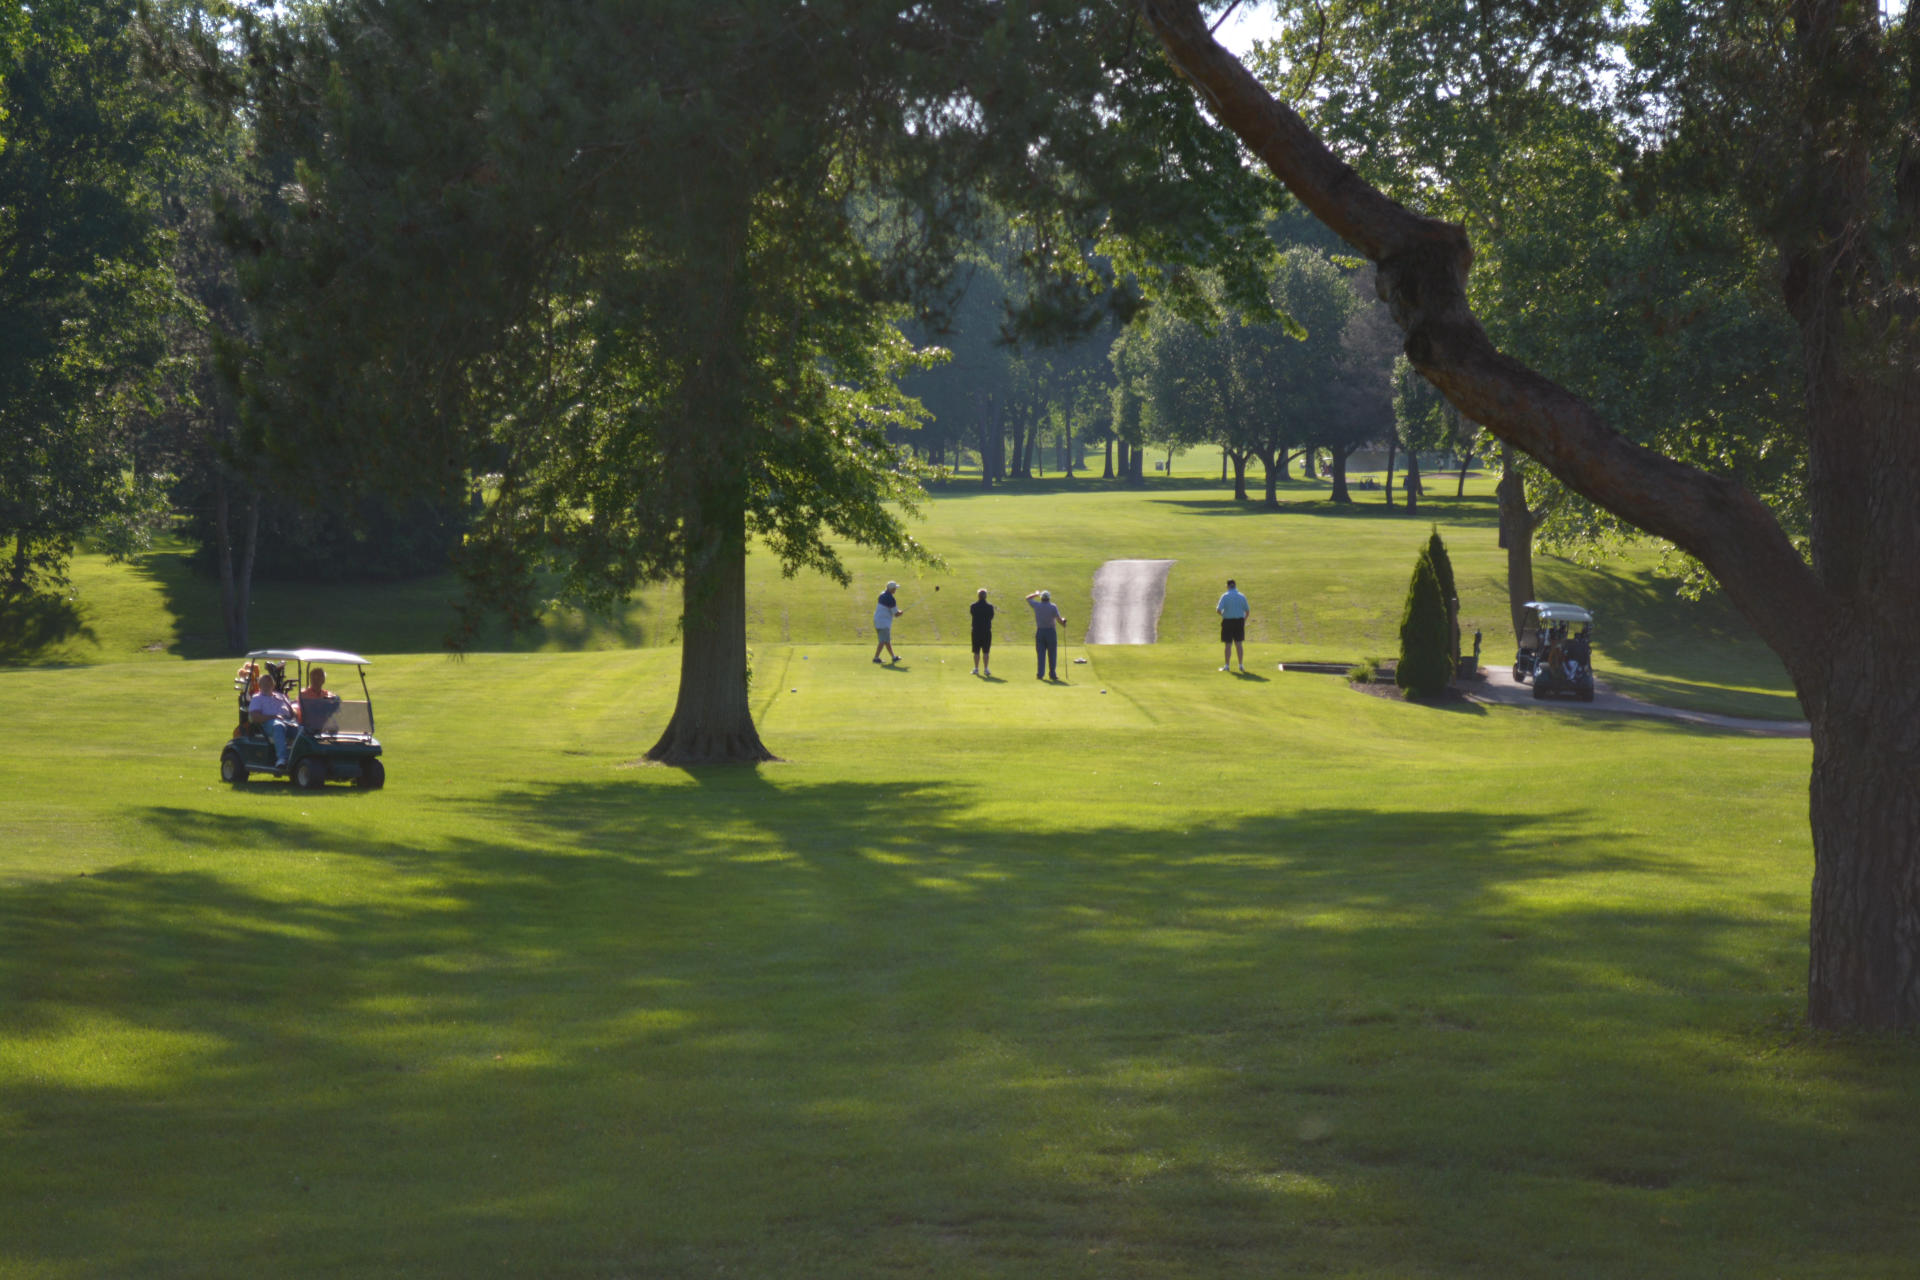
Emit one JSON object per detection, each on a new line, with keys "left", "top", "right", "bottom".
{"left": 294, "top": 757, "right": 327, "bottom": 789}
{"left": 1577, "top": 686, "right": 1595, "bottom": 703}
{"left": 1512, "top": 664, "right": 1527, "bottom": 683}
{"left": 355, "top": 758, "right": 386, "bottom": 790}
{"left": 220, "top": 750, "right": 248, "bottom": 785}
{"left": 1532, "top": 680, "right": 1549, "bottom": 700}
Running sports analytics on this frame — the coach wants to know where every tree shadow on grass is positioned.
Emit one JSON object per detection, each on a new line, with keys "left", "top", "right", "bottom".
{"left": 1, "top": 783, "right": 1907, "bottom": 1276}
{"left": 1149, "top": 493, "right": 1501, "bottom": 527}
{"left": 0, "top": 591, "right": 96, "bottom": 664}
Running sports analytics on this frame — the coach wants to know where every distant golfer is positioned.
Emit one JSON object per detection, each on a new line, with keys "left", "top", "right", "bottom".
{"left": 873, "top": 581, "right": 904, "bottom": 664}
{"left": 1217, "top": 578, "right": 1250, "bottom": 672}
{"left": 969, "top": 588, "right": 995, "bottom": 676}
{"left": 1026, "top": 589, "right": 1066, "bottom": 681}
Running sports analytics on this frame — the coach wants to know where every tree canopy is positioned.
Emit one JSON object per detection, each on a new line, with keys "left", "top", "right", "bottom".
{"left": 228, "top": 0, "right": 1279, "bottom": 762}
{"left": 0, "top": 0, "right": 181, "bottom": 598}
{"left": 1141, "top": 0, "right": 1920, "bottom": 1029}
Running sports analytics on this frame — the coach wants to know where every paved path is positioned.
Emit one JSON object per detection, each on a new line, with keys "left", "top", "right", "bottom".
{"left": 1467, "top": 667, "right": 1809, "bottom": 737}
{"left": 1085, "top": 559, "right": 1176, "bottom": 644}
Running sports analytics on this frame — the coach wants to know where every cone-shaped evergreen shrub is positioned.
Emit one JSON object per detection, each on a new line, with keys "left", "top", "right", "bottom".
{"left": 1397, "top": 547, "right": 1454, "bottom": 698}
{"left": 1427, "top": 524, "right": 1460, "bottom": 665}
{"left": 1426, "top": 525, "right": 1457, "bottom": 606}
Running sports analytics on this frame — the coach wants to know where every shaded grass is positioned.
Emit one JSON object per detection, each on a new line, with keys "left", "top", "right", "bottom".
{"left": 0, "top": 647, "right": 1901, "bottom": 1278}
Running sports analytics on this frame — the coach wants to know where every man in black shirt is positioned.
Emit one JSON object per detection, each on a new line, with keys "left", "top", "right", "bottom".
{"left": 969, "top": 588, "right": 995, "bottom": 676}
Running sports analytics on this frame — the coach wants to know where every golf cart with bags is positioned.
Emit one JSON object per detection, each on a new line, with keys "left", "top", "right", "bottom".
{"left": 1512, "top": 601, "right": 1597, "bottom": 702}
{"left": 221, "top": 647, "right": 386, "bottom": 788}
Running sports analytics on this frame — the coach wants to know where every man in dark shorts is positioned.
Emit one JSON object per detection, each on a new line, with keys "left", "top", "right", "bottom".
{"left": 1026, "top": 589, "right": 1066, "bottom": 681}
{"left": 1216, "top": 578, "right": 1250, "bottom": 672}
{"left": 969, "top": 588, "right": 995, "bottom": 676}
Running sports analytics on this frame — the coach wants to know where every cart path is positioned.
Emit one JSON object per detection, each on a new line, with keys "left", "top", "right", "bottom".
{"left": 1467, "top": 667, "right": 1809, "bottom": 737}
{"left": 1084, "top": 559, "right": 1176, "bottom": 645}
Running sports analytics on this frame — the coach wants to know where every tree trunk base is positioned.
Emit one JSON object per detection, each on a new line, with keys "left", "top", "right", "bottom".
{"left": 644, "top": 719, "right": 780, "bottom": 766}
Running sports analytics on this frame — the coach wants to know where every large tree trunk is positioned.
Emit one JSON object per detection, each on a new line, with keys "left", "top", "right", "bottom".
{"left": 1404, "top": 449, "right": 1422, "bottom": 515}
{"left": 1103, "top": 435, "right": 1114, "bottom": 479}
{"left": 1255, "top": 446, "right": 1280, "bottom": 507}
{"left": 646, "top": 209, "right": 774, "bottom": 766}
{"left": 646, "top": 495, "right": 774, "bottom": 765}
{"left": 1229, "top": 450, "right": 1249, "bottom": 500}
{"left": 1299, "top": 447, "right": 1317, "bottom": 479}
{"left": 7, "top": 534, "right": 30, "bottom": 596}
{"left": 1807, "top": 657, "right": 1920, "bottom": 1026}
{"left": 1329, "top": 446, "right": 1352, "bottom": 503}
{"left": 977, "top": 397, "right": 999, "bottom": 489}
{"left": 1497, "top": 446, "right": 1536, "bottom": 644}
{"left": 1140, "top": 1, "right": 1920, "bottom": 1028}
{"left": 1382, "top": 435, "right": 1398, "bottom": 508}
{"left": 212, "top": 472, "right": 259, "bottom": 654}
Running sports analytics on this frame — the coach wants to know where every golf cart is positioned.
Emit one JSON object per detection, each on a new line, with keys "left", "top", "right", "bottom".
{"left": 221, "top": 648, "right": 386, "bottom": 789}
{"left": 1512, "top": 601, "right": 1597, "bottom": 702}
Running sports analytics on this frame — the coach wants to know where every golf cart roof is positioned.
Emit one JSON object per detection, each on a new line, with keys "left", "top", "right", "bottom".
{"left": 245, "top": 648, "right": 372, "bottom": 666}
{"left": 1524, "top": 602, "right": 1593, "bottom": 624}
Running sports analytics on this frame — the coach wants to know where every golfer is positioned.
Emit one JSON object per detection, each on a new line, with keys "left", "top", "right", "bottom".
{"left": 969, "top": 588, "right": 995, "bottom": 676}
{"left": 1026, "top": 589, "right": 1066, "bottom": 681}
{"left": 1217, "top": 578, "right": 1250, "bottom": 672}
{"left": 873, "top": 581, "right": 904, "bottom": 664}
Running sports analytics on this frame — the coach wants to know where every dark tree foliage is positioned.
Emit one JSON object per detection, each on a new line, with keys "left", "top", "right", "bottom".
{"left": 1396, "top": 546, "right": 1453, "bottom": 699}
{"left": 0, "top": 0, "right": 179, "bottom": 598}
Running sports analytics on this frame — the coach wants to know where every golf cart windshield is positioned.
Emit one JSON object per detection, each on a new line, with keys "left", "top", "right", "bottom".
{"left": 303, "top": 698, "right": 373, "bottom": 738}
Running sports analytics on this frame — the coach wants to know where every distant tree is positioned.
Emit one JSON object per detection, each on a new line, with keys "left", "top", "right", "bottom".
{"left": 1317, "top": 292, "right": 1399, "bottom": 503}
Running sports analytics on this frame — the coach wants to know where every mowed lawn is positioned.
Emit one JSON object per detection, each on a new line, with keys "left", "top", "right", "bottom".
{"left": 7, "top": 478, "right": 1800, "bottom": 720}
{"left": 2, "top": 639, "right": 1909, "bottom": 1278}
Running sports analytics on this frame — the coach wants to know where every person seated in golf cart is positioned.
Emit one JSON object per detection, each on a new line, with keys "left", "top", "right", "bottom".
{"left": 299, "top": 665, "right": 342, "bottom": 733}
{"left": 247, "top": 671, "right": 300, "bottom": 767}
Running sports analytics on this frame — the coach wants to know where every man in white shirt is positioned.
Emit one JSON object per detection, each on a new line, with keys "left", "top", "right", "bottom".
{"left": 873, "top": 581, "right": 904, "bottom": 664}
{"left": 1216, "top": 578, "right": 1250, "bottom": 673}
{"left": 248, "top": 672, "right": 299, "bottom": 767}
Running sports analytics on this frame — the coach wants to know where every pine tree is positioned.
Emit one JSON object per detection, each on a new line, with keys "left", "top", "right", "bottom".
{"left": 1426, "top": 525, "right": 1460, "bottom": 670}
{"left": 1396, "top": 546, "right": 1453, "bottom": 698}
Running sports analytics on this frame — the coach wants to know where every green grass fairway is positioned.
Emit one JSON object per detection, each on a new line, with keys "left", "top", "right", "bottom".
{"left": 16, "top": 479, "right": 1798, "bottom": 720}
{"left": 1, "top": 643, "right": 1909, "bottom": 1278}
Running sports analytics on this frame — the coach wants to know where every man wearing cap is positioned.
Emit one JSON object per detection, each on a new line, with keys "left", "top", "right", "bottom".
{"left": 1026, "top": 589, "right": 1066, "bottom": 681}
{"left": 873, "top": 581, "right": 904, "bottom": 664}
{"left": 1217, "top": 578, "right": 1250, "bottom": 673}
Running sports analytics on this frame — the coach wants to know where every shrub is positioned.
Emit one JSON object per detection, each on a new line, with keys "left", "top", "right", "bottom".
{"left": 1426, "top": 525, "right": 1457, "bottom": 608}
{"left": 1397, "top": 547, "right": 1454, "bottom": 698}
{"left": 1427, "top": 524, "right": 1460, "bottom": 664}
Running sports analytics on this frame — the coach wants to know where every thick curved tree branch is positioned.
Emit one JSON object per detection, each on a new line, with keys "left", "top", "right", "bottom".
{"left": 1138, "top": 0, "right": 1828, "bottom": 681}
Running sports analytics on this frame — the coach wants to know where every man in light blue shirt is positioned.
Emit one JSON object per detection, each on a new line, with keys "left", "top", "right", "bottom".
{"left": 1216, "top": 578, "right": 1250, "bottom": 672}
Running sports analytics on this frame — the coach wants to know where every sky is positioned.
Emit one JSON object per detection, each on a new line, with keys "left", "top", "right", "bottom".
{"left": 1210, "top": 2, "right": 1284, "bottom": 59}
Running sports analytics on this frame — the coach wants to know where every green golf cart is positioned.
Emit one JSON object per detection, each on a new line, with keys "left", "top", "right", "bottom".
{"left": 220, "top": 647, "right": 386, "bottom": 789}
{"left": 1512, "top": 601, "right": 1597, "bottom": 702}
